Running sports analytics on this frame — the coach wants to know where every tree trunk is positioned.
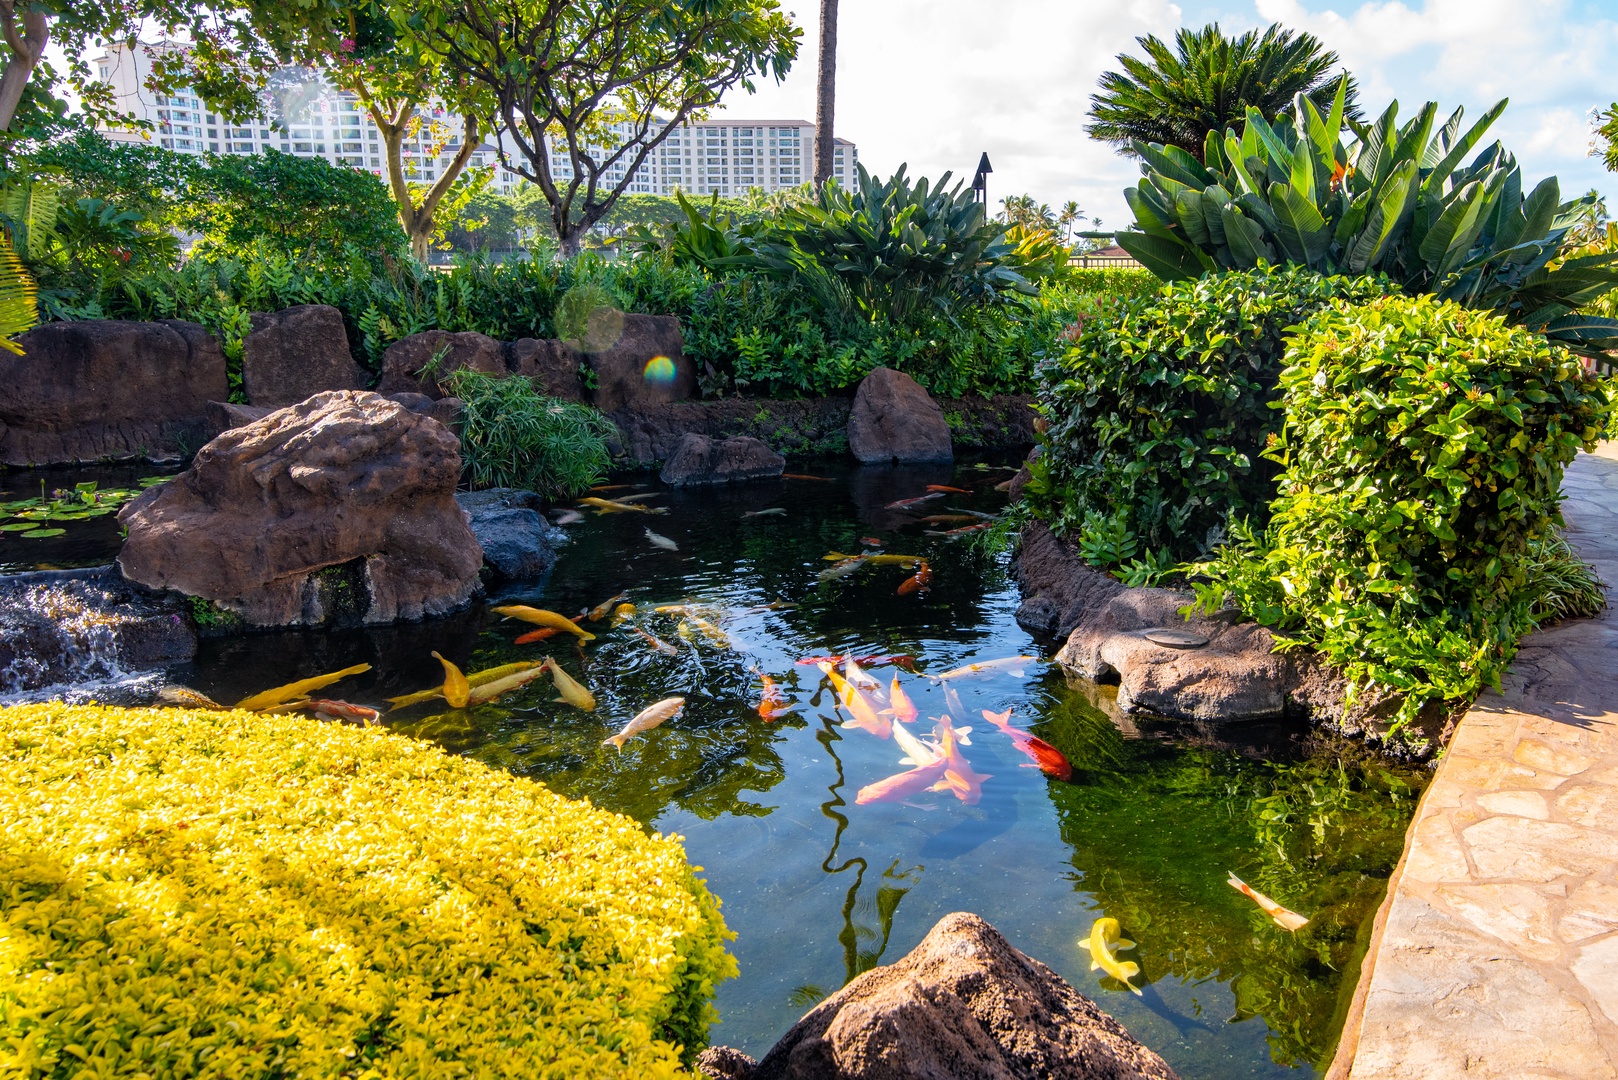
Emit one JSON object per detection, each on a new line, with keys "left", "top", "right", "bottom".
{"left": 814, "top": 0, "right": 838, "bottom": 190}
{"left": 366, "top": 94, "right": 481, "bottom": 263}
{"left": 0, "top": 7, "right": 49, "bottom": 133}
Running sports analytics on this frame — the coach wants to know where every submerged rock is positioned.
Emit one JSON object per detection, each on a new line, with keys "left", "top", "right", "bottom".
{"left": 0, "top": 319, "right": 227, "bottom": 465}
{"left": 242, "top": 304, "right": 365, "bottom": 408}
{"left": 660, "top": 434, "right": 786, "bottom": 487}
{"left": 0, "top": 567, "right": 195, "bottom": 698}
{"left": 455, "top": 489, "right": 565, "bottom": 583}
{"left": 847, "top": 367, "right": 954, "bottom": 464}
{"left": 117, "top": 391, "right": 482, "bottom": 627}
{"left": 747, "top": 912, "right": 1179, "bottom": 1080}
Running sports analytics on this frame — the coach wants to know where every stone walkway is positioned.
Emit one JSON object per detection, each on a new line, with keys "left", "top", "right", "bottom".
{"left": 1330, "top": 443, "right": 1618, "bottom": 1080}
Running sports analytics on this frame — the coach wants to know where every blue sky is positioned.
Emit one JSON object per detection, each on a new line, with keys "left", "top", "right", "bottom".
{"left": 728, "top": 0, "right": 1618, "bottom": 230}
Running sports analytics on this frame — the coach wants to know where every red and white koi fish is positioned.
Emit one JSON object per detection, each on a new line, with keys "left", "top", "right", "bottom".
{"left": 1227, "top": 873, "right": 1310, "bottom": 931}
{"left": 982, "top": 708, "right": 1073, "bottom": 781}
{"left": 883, "top": 493, "right": 946, "bottom": 509}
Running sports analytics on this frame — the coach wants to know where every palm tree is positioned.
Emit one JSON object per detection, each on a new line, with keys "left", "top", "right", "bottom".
{"left": 814, "top": 0, "right": 839, "bottom": 189}
{"left": 1058, "top": 200, "right": 1084, "bottom": 244}
{"left": 1087, "top": 23, "right": 1360, "bottom": 162}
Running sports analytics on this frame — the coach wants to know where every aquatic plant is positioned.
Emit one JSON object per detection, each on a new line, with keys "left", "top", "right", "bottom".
{"left": 0, "top": 702, "right": 736, "bottom": 1076}
{"left": 0, "top": 478, "right": 165, "bottom": 539}
{"left": 448, "top": 368, "right": 616, "bottom": 497}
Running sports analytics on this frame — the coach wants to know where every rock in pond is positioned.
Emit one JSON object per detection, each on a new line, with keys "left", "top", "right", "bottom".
{"left": 0, "top": 319, "right": 227, "bottom": 465}
{"left": 117, "top": 391, "right": 482, "bottom": 627}
{"left": 241, "top": 304, "right": 365, "bottom": 408}
{"left": 847, "top": 367, "right": 954, "bottom": 464}
{"left": 659, "top": 434, "right": 786, "bottom": 487}
{"left": 455, "top": 489, "right": 566, "bottom": 583}
{"left": 377, "top": 329, "right": 508, "bottom": 398}
{"left": 735, "top": 912, "right": 1179, "bottom": 1080}
{"left": 0, "top": 567, "right": 195, "bottom": 698}
{"left": 508, "top": 337, "right": 586, "bottom": 402}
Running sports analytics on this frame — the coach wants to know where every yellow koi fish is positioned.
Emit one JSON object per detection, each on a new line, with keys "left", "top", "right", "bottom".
{"left": 491, "top": 605, "right": 597, "bottom": 641}
{"left": 610, "top": 602, "right": 637, "bottom": 625}
{"left": 544, "top": 658, "right": 596, "bottom": 711}
{"left": 931, "top": 656, "right": 1042, "bottom": 681}
{"left": 387, "top": 662, "right": 539, "bottom": 709}
{"left": 578, "top": 497, "right": 665, "bottom": 515}
{"left": 823, "top": 552, "right": 924, "bottom": 567}
{"left": 433, "top": 651, "right": 470, "bottom": 708}
{"left": 604, "top": 696, "right": 686, "bottom": 750}
{"left": 1086, "top": 917, "right": 1142, "bottom": 995}
{"left": 1227, "top": 873, "right": 1310, "bottom": 931}
{"left": 685, "top": 614, "right": 730, "bottom": 648}
{"left": 465, "top": 666, "right": 548, "bottom": 706}
{"left": 818, "top": 661, "right": 890, "bottom": 738}
{"left": 236, "top": 663, "right": 372, "bottom": 712}
{"left": 157, "top": 686, "right": 227, "bottom": 710}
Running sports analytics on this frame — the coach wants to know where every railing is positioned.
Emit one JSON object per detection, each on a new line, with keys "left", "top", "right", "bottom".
{"left": 1066, "top": 231, "right": 1143, "bottom": 270}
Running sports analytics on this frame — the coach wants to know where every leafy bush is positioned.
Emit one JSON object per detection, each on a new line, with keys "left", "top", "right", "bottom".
{"left": 185, "top": 150, "right": 406, "bottom": 259}
{"left": 0, "top": 702, "right": 736, "bottom": 1076}
{"left": 449, "top": 369, "right": 617, "bottom": 496}
{"left": 1116, "top": 86, "right": 1618, "bottom": 350}
{"left": 1190, "top": 294, "right": 1612, "bottom": 729}
{"left": 1024, "top": 265, "right": 1392, "bottom": 563}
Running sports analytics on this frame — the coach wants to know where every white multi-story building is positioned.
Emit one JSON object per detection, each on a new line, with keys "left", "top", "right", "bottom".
{"left": 92, "top": 41, "right": 859, "bottom": 201}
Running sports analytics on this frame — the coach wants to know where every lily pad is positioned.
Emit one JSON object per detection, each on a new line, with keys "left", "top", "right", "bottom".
{"left": 0, "top": 522, "right": 38, "bottom": 531}
{"left": 19, "top": 528, "right": 66, "bottom": 538}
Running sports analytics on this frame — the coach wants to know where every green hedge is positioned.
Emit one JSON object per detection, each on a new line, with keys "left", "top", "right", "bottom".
{"left": 0, "top": 703, "right": 735, "bottom": 1078}
{"left": 1024, "top": 266, "right": 1392, "bottom": 567}
{"left": 1192, "top": 295, "right": 1612, "bottom": 730}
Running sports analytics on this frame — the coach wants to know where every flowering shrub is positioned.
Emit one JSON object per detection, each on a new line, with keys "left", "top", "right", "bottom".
{"left": 0, "top": 704, "right": 735, "bottom": 1078}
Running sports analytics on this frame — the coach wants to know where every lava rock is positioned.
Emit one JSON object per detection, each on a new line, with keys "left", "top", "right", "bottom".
{"left": 204, "top": 400, "right": 273, "bottom": 439}
{"left": 0, "top": 319, "right": 227, "bottom": 465}
{"left": 241, "top": 304, "right": 365, "bottom": 408}
{"left": 508, "top": 337, "right": 586, "bottom": 402}
{"left": 751, "top": 912, "right": 1180, "bottom": 1080}
{"left": 659, "top": 434, "right": 786, "bottom": 486}
{"left": 578, "top": 313, "right": 694, "bottom": 412}
{"left": 117, "top": 391, "right": 482, "bottom": 627}
{"left": 377, "top": 330, "right": 508, "bottom": 399}
{"left": 385, "top": 391, "right": 464, "bottom": 434}
{"left": 846, "top": 367, "right": 953, "bottom": 464}
{"left": 0, "top": 566, "right": 195, "bottom": 696}
{"left": 696, "top": 1046, "right": 759, "bottom": 1080}
{"left": 455, "top": 489, "right": 565, "bottom": 583}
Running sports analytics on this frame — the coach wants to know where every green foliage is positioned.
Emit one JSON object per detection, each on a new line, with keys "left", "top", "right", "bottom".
{"left": 0, "top": 234, "right": 37, "bottom": 354}
{"left": 1025, "top": 266, "right": 1392, "bottom": 562}
{"left": 1521, "top": 530, "right": 1607, "bottom": 623}
{"left": 449, "top": 369, "right": 617, "bottom": 497}
{"left": 1596, "top": 104, "right": 1618, "bottom": 176}
{"left": 0, "top": 478, "right": 163, "bottom": 538}
{"left": 1189, "top": 295, "right": 1613, "bottom": 730}
{"left": 1088, "top": 23, "right": 1361, "bottom": 161}
{"left": 185, "top": 150, "right": 406, "bottom": 258}
{"left": 1116, "top": 85, "right": 1618, "bottom": 350}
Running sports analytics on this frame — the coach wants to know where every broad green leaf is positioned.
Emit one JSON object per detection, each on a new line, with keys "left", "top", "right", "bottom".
{"left": 1271, "top": 183, "right": 1331, "bottom": 267}
{"left": 1113, "top": 230, "right": 1206, "bottom": 280}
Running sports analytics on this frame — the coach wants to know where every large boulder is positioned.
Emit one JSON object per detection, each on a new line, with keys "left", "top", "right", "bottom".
{"left": 377, "top": 330, "right": 507, "bottom": 399}
{"left": 847, "top": 367, "right": 953, "bottom": 464}
{"left": 117, "top": 391, "right": 482, "bottom": 627}
{"left": 578, "top": 313, "right": 695, "bottom": 412}
{"left": 204, "top": 400, "right": 272, "bottom": 439}
{"left": 508, "top": 337, "right": 585, "bottom": 402}
{"left": 659, "top": 434, "right": 785, "bottom": 487}
{"left": 455, "top": 489, "right": 565, "bottom": 583}
{"left": 0, "top": 320, "right": 227, "bottom": 465}
{"left": 746, "top": 912, "right": 1179, "bottom": 1080}
{"left": 241, "top": 304, "right": 364, "bottom": 408}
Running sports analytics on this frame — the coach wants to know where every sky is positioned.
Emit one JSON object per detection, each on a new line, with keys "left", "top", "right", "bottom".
{"left": 716, "top": 0, "right": 1618, "bottom": 231}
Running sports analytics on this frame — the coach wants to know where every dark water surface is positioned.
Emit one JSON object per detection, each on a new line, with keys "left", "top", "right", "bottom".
{"left": 0, "top": 459, "right": 1425, "bottom": 1078}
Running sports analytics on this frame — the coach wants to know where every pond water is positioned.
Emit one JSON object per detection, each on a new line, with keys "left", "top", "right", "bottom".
{"left": 0, "top": 458, "right": 1425, "bottom": 1079}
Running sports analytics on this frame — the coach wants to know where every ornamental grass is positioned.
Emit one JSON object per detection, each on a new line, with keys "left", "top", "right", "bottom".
{"left": 0, "top": 703, "right": 735, "bottom": 1078}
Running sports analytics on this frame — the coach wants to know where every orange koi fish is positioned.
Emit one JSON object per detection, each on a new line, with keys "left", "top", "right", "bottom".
{"left": 781, "top": 473, "right": 833, "bottom": 481}
{"left": 632, "top": 625, "right": 679, "bottom": 657}
{"left": 886, "top": 676, "right": 919, "bottom": 723}
{"left": 757, "top": 674, "right": 792, "bottom": 720}
{"left": 856, "top": 759, "right": 949, "bottom": 805}
{"left": 925, "top": 484, "right": 972, "bottom": 494}
{"left": 982, "top": 708, "right": 1073, "bottom": 782}
{"left": 897, "top": 563, "right": 933, "bottom": 595}
{"left": 929, "top": 715, "right": 990, "bottom": 804}
{"left": 515, "top": 627, "right": 562, "bottom": 644}
{"left": 587, "top": 592, "right": 628, "bottom": 621}
{"left": 1227, "top": 873, "right": 1310, "bottom": 931}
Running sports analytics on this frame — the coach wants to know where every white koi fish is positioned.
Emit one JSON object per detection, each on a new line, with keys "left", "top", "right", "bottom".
{"left": 604, "top": 696, "right": 686, "bottom": 750}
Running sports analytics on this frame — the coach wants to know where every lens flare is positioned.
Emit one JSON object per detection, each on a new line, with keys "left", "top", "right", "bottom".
{"left": 643, "top": 355, "right": 677, "bottom": 385}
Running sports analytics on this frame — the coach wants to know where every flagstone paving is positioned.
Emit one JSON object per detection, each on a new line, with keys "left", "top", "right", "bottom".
{"left": 1330, "top": 443, "right": 1618, "bottom": 1080}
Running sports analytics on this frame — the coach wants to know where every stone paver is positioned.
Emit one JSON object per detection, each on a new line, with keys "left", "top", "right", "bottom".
{"left": 1330, "top": 444, "right": 1618, "bottom": 1080}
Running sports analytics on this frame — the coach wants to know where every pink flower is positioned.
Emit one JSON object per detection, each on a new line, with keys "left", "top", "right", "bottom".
{"left": 340, "top": 37, "right": 356, "bottom": 53}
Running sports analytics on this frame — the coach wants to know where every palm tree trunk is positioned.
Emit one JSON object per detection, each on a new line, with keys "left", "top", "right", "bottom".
{"left": 813, "top": 0, "right": 838, "bottom": 190}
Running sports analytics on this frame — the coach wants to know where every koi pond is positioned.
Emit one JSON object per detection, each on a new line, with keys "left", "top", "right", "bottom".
{"left": 0, "top": 458, "right": 1425, "bottom": 1079}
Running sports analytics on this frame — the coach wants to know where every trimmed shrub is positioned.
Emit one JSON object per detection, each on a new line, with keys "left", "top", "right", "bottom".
{"left": 1024, "top": 265, "right": 1392, "bottom": 565}
{"left": 0, "top": 703, "right": 736, "bottom": 1078}
{"left": 449, "top": 368, "right": 616, "bottom": 496}
{"left": 1192, "top": 295, "right": 1612, "bottom": 730}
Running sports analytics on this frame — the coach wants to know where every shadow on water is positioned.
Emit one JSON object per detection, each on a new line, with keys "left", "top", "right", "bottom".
{"left": 3, "top": 454, "right": 1425, "bottom": 1079}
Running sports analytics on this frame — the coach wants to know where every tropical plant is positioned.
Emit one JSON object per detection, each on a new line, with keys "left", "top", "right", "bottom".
{"left": 1595, "top": 104, "right": 1618, "bottom": 176}
{"left": 415, "top": 0, "right": 799, "bottom": 255}
{"left": 1001, "top": 193, "right": 1057, "bottom": 233}
{"left": 1088, "top": 22, "right": 1360, "bottom": 162}
{"left": 0, "top": 231, "right": 36, "bottom": 353}
{"left": 1115, "top": 84, "right": 1618, "bottom": 350}
{"left": 1190, "top": 294, "right": 1613, "bottom": 733}
{"left": 449, "top": 368, "right": 617, "bottom": 496}
{"left": 1521, "top": 529, "right": 1607, "bottom": 623}
{"left": 1024, "top": 266, "right": 1391, "bottom": 564}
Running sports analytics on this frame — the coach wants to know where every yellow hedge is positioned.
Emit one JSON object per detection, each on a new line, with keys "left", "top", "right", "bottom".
{"left": 0, "top": 704, "right": 736, "bottom": 1079}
